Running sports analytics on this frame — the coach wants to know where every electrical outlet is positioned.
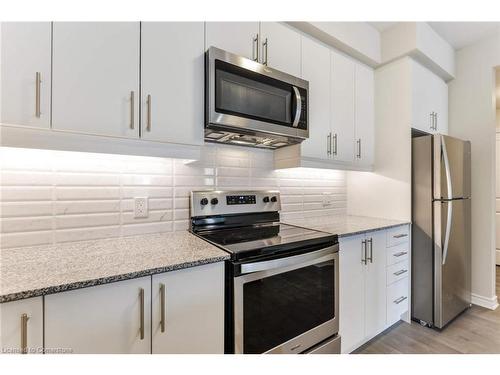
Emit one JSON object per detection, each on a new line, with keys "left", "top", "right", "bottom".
{"left": 134, "top": 197, "right": 149, "bottom": 218}
{"left": 322, "top": 192, "right": 333, "bottom": 207}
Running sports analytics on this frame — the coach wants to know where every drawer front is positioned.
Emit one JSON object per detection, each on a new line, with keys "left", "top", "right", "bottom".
{"left": 387, "top": 278, "right": 409, "bottom": 326}
{"left": 386, "top": 259, "right": 409, "bottom": 286}
{"left": 386, "top": 242, "right": 409, "bottom": 266}
{"left": 386, "top": 225, "right": 409, "bottom": 247}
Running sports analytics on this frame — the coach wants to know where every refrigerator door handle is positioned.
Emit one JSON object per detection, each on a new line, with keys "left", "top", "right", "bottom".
{"left": 441, "top": 135, "right": 453, "bottom": 200}
{"left": 442, "top": 201, "right": 452, "bottom": 265}
{"left": 441, "top": 135, "right": 453, "bottom": 266}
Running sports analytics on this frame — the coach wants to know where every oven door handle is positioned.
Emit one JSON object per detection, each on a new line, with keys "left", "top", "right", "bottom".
{"left": 291, "top": 86, "right": 302, "bottom": 128}
{"left": 239, "top": 246, "right": 336, "bottom": 275}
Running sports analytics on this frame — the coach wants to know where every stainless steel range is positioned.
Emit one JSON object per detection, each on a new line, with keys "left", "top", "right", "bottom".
{"left": 190, "top": 190, "right": 340, "bottom": 354}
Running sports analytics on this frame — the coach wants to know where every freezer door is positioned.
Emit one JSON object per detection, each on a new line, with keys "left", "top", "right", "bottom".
{"left": 433, "top": 198, "right": 471, "bottom": 328}
{"left": 433, "top": 135, "right": 471, "bottom": 200}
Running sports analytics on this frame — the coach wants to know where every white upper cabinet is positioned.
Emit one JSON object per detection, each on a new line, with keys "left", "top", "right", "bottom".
{"left": 411, "top": 59, "right": 448, "bottom": 134}
{"left": 141, "top": 22, "right": 204, "bottom": 146}
{"left": 0, "top": 297, "right": 43, "bottom": 354}
{"left": 1, "top": 22, "right": 51, "bottom": 129}
{"left": 205, "top": 22, "right": 260, "bottom": 60}
{"left": 151, "top": 263, "right": 224, "bottom": 354}
{"left": 331, "top": 50, "right": 355, "bottom": 164}
{"left": 52, "top": 22, "right": 140, "bottom": 138}
{"left": 45, "top": 277, "right": 151, "bottom": 354}
{"left": 300, "top": 36, "right": 331, "bottom": 160}
{"left": 354, "top": 63, "right": 375, "bottom": 167}
{"left": 260, "top": 22, "right": 301, "bottom": 77}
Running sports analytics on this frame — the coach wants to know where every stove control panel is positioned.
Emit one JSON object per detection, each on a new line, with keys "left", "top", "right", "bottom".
{"left": 190, "top": 190, "right": 281, "bottom": 217}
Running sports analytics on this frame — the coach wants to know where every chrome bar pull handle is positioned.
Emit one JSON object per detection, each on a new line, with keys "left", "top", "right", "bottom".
{"left": 430, "top": 112, "right": 433, "bottom": 130}
{"left": 393, "top": 233, "right": 408, "bottom": 239}
{"left": 434, "top": 112, "right": 438, "bottom": 130}
{"left": 334, "top": 134, "right": 338, "bottom": 156}
{"left": 393, "top": 251, "right": 408, "bottom": 257}
{"left": 367, "top": 238, "right": 373, "bottom": 263}
{"left": 394, "top": 296, "right": 408, "bottom": 304}
{"left": 130, "top": 91, "right": 135, "bottom": 130}
{"left": 393, "top": 269, "right": 408, "bottom": 276}
{"left": 21, "top": 313, "right": 29, "bottom": 354}
{"left": 262, "top": 38, "right": 268, "bottom": 66}
{"left": 252, "top": 34, "right": 259, "bottom": 62}
{"left": 159, "top": 283, "right": 166, "bottom": 333}
{"left": 35, "top": 72, "right": 41, "bottom": 118}
{"left": 139, "top": 288, "right": 145, "bottom": 340}
{"left": 327, "top": 133, "right": 332, "bottom": 156}
{"left": 361, "top": 240, "right": 367, "bottom": 265}
{"left": 146, "top": 94, "right": 152, "bottom": 132}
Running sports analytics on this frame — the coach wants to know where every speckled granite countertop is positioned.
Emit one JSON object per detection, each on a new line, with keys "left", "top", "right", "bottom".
{"left": 0, "top": 232, "right": 229, "bottom": 303}
{"left": 284, "top": 215, "right": 410, "bottom": 238}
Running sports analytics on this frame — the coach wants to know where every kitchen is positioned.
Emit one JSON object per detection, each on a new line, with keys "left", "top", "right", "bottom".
{"left": 1, "top": 0, "right": 500, "bottom": 372}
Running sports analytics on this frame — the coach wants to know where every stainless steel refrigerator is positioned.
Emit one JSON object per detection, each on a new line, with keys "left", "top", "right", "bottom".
{"left": 412, "top": 134, "right": 471, "bottom": 329}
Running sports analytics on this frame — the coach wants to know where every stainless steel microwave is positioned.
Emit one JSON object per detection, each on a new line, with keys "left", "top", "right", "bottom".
{"left": 205, "top": 47, "right": 309, "bottom": 149}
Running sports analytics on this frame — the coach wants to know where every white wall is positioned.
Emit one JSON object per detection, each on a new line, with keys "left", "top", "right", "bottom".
{"left": 448, "top": 32, "right": 500, "bottom": 308}
{"left": 0, "top": 145, "right": 347, "bottom": 249}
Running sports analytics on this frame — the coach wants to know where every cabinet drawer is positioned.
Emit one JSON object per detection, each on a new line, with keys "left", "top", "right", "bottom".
{"left": 386, "top": 242, "right": 409, "bottom": 266}
{"left": 386, "top": 225, "right": 409, "bottom": 247}
{"left": 386, "top": 259, "right": 409, "bottom": 286}
{"left": 387, "top": 278, "right": 409, "bottom": 326}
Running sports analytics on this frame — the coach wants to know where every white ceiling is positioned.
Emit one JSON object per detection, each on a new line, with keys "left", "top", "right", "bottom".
{"left": 369, "top": 22, "right": 500, "bottom": 50}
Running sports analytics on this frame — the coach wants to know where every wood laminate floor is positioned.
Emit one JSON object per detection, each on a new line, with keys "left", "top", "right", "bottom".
{"left": 354, "top": 267, "right": 500, "bottom": 354}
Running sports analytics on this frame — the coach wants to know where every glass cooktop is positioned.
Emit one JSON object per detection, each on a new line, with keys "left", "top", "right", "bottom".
{"left": 197, "top": 222, "right": 337, "bottom": 261}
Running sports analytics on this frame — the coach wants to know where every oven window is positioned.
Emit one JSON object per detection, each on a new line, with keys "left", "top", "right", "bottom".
{"left": 243, "top": 260, "right": 335, "bottom": 354}
{"left": 215, "top": 60, "right": 294, "bottom": 127}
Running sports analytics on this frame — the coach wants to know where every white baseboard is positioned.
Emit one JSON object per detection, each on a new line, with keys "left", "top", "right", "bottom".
{"left": 471, "top": 293, "right": 499, "bottom": 310}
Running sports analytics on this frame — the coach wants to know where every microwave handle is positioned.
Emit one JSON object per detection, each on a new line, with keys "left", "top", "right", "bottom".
{"left": 292, "top": 86, "right": 302, "bottom": 128}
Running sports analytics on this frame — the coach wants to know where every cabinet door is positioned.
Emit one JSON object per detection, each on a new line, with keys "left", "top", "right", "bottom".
{"left": 45, "top": 277, "right": 151, "bottom": 354}
{"left": 205, "top": 22, "right": 259, "bottom": 60}
{"left": 141, "top": 22, "right": 204, "bottom": 145}
{"left": 339, "top": 234, "right": 365, "bottom": 353}
{"left": 354, "top": 63, "right": 374, "bottom": 167}
{"left": 260, "top": 22, "right": 301, "bottom": 77}
{"left": 331, "top": 50, "right": 355, "bottom": 163}
{"left": 52, "top": 22, "right": 140, "bottom": 138}
{"left": 364, "top": 231, "right": 387, "bottom": 338}
{"left": 435, "top": 78, "right": 448, "bottom": 134}
{"left": 411, "top": 60, "right": 448, "bottom": 134}
{"left": 1, "top": 22, "right": 51, "bottom": 128}
{"left": 152, "top": 263, "right": 224, "bottom": 354}
{"left": 0, "top": 297, "right": 43, "bottom": 354}
{"left": 300, "top": 36, "right": 331, "bottom": 160}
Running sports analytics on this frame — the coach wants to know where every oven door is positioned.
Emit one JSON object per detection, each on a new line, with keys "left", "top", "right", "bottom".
{"left": 233, "top": 245, "right": 339, "bottom": 354}
{"left": 206, "top": 47, "right": 308, "bottom": 140}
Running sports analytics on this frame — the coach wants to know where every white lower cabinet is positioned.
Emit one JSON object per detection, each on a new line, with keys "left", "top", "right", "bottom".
{"left": 339, "top": 225, "right": 410, "bottom": 353}
{"left": 151, "top": 262, "right": 224, "bottom": 354}
{"left": 0, "top": 297, "right": 43, "bottom": 354}
{"left": 43, "top": 262, "right": 224, "bottom": 354}
{"left": 45, "top": 277, "right": 151, "bottom": 354}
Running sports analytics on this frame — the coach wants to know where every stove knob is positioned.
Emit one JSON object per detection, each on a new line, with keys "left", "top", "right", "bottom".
{"left": 271, "top": 196, "right": 277, "bottom": 203}
{"left": 200, "top": 198, "right": 209, "bottom": 206}
{"left": 211, "top": 198, "right": 219, "bottom": 205}
{"left": 263, "top": 196, "right": 270, "bottom": 203}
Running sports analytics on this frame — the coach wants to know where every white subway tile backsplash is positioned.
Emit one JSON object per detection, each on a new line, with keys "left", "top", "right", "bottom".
{"left": 0, "top": 145, "right": 347, "bottom": 248}
{"left": 55, "top": 213, "right": 120, "bottom": 229}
